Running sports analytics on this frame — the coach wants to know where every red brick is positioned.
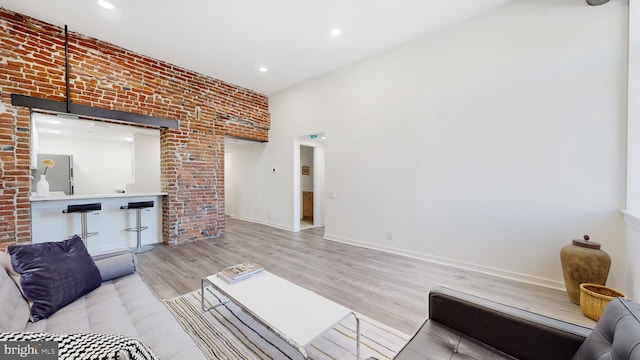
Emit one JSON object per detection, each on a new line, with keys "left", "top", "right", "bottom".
{"left": 0, "top": 7, "right": 269, "bottom": 249}
{"left": 0, "top": 9, "right": 270, "bottom": 249}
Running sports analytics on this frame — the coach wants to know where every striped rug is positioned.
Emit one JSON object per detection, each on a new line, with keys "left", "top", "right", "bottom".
{"left": 164, "top": 287, "right": 410, "bottom": 360}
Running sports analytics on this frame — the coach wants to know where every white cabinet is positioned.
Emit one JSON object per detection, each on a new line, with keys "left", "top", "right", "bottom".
{"left": 30, "top": 193, "right": 164, "bottom": 253}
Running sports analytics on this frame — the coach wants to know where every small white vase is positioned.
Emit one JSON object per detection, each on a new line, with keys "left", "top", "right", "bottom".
{"left": 36, "top": 175, "right": 50, "bottom": 197}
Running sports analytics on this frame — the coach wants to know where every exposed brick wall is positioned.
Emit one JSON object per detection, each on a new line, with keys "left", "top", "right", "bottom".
{"left": 0, "top": 8, "right": 269, "bottom": 248}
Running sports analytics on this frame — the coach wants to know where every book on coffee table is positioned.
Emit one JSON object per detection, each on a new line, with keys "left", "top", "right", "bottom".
{"left": 217, "top": 262, "right": 264, "bottom": 284}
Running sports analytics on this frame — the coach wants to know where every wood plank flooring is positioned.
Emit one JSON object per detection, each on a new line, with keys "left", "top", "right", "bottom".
{"left": 136, "top": 217, "right": 596, "bottom": 335}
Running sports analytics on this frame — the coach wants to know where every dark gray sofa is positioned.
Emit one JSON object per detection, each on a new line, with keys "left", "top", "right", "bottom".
{"left": 387, "top": 286, "right": 640, "bottom": 360}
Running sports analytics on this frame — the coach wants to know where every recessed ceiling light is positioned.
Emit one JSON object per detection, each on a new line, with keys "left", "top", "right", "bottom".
{"left": 258, "top": 67, "right": 268, "bottom": 72}
{"left": 48, "top": 130, "right": 60, "bottom": 134}
{"left": 330, "top": 28, "right": 342, "bottom": 36}
{"left": 92, "top": 122, "right": 115, "bottom": 128}
{"left": 98, "top": 0, "right": 114, "bottom": 10}
{"left": 124, "top": 137, "right": 133, "bottom": 142}
{"left": 47, "top": 120, "right": 61, "bottom": 124}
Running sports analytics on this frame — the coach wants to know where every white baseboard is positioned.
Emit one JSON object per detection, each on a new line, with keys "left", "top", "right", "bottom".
{"left": 323, "top": 233, "right": 566, "bottom": 291}
{"left": 227, "top": 216, "right": 295, "bottom": 232}
{"left": 622, "top": 209, "right": 640, "bottom": 232}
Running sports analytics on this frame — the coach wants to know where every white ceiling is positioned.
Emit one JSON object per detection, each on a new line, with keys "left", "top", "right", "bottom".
{"left": 34, "top": 112, "right": 159, "bottom": 143}
{"left": 0, "top": 0, "right": 512, "bottom": 95}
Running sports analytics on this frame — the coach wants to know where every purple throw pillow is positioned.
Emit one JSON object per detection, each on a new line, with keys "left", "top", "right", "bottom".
{"left": 6, "top": 235, "right": 102, "bottom": 321}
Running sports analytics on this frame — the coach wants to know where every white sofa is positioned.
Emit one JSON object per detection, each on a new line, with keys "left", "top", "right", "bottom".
{"left": 0, "top": 248, "right": 206, "bottom": 359}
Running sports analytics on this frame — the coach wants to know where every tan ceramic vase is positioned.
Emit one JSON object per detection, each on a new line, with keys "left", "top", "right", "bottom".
{"left": 560, "top": 235, "right": 611, "bottom": 304}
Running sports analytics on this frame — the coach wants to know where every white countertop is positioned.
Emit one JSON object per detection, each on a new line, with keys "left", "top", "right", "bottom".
{"left": 30, "top": 192, "right": 168, "bottom": 202}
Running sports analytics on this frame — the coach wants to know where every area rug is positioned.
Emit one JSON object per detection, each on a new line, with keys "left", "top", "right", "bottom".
{"left": 164, "top": 287, "right": 410, "bottom": 360}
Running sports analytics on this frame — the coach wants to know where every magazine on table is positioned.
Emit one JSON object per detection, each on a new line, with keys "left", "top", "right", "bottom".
{"left": 217, "top": 262, "right": 265, "bottom": 284}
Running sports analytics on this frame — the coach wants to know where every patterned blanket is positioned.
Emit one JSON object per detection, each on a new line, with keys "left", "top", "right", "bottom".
{"left": 0, "top": 332, "right": 158, "bottom": 360}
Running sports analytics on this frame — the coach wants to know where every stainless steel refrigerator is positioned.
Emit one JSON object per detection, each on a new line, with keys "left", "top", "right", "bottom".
{"left": 32, "top": 153, "right": 74, "bottom": 195}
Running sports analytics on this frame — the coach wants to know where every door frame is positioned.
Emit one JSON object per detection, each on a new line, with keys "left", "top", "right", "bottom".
{"left": 293, "top": 134, "right": 325, "bottom": 232}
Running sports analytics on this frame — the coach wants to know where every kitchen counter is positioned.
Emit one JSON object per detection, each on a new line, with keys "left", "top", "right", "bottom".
{"left": 30, "top": 192, "right": 168, "bottom": 202}
{"left": 30, "top": 193, "right": 166, "bottom": 253}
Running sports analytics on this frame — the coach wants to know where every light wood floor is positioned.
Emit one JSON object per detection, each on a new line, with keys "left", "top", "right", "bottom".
{"left": 136, "top": 217, "right": 595, "bottom": 335}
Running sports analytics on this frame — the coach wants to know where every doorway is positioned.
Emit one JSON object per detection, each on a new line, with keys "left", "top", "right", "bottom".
{"left": 294, "top": 133, "right": 325, "bottom": 232}
{"left": 300, "top": 145, "right": 314, "bottom": 228}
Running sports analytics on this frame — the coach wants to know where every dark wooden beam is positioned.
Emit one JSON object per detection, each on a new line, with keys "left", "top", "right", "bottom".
{"left": 11, "top": 94, "right": 179, "bottom": 129}
{"left": 224, "top": 135, "right": 268, "bottom": 143}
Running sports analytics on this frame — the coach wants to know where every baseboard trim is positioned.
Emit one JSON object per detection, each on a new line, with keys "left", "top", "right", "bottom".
{"left": 227, "top": 216, "right": 295, "bottom": 232}
{"left": 323, "top": 233, "right": 566, "bottom": 291}
{"left": 622, "top": 209, "right": 640, "bottom": 232}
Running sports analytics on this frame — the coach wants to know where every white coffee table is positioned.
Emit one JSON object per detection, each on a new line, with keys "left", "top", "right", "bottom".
{"left": 201, "top": 270, "right": 360, "bottom": 359}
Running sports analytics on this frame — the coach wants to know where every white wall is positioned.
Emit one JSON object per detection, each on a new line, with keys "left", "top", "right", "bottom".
{"left": 629, "top": 0, "right": 640, "bottom": 216}
{"left": 38, "top": 135, "right": 134, "bottom": 195}
{"left": 223, "top": 142, "right": 278, "bottom": 225}
{"left": 301, "top": 146, "right": 314, "bottom": 192}
{"left": 126, "top": 133, "right": 161, "bottom": 193}
{"left": 314, "top": 143, "right": 326, "bottom": 226}
{"left": 234, "top": 0, "right": 629, "bottom": 289}
{"left": 300, "top": 145, "right": 313, "bottom": 219}
{"left": 624, "top": 213, "right": 640, "bottom": 300}
{"left": 225, "top": 151, "right": 234, "bottom": 216}
{"left": 625, "top": 0, "right": 640, "bottom": 300}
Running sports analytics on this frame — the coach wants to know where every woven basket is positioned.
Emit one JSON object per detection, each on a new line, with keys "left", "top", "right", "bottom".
{"left": 579, "top": 283, "right": 626, "bottom": 321}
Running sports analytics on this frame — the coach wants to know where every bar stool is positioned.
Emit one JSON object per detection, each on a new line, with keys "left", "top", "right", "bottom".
{"left": 120, "top": 201, "right": 155, "bottom": 253}
{"left": 62, "top": 202, "right": 102, "bottom": 247}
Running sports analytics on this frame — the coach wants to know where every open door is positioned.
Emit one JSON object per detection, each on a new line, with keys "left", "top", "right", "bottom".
{"left": 300, "top": 145, "right": 314, "bottom": 227}
{"left": 294, "top": 133, "right": 325, "bottom": 232}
